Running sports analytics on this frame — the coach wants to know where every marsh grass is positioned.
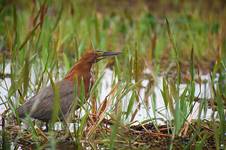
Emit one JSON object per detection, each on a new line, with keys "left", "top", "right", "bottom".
{"left": 0, "top": 0, "right": 226, "bottom": 149}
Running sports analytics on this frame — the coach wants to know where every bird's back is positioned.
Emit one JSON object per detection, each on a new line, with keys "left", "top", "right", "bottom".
{"left": 17, "top": 80, "right": 77, "bottom": 122}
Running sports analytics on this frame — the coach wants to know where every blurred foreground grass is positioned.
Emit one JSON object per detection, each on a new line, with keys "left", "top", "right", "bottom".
{"left": 0, "top": 0, "right": 226, "bottom": 149}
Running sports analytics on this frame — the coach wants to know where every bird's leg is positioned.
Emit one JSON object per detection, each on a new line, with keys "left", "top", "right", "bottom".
{"left": 32, "top": 120, "right": 35, "bottom": 125}
{"left": 42, "top": 121, "right": 49, "bottom": 132}
{"left": 61, "top": 105, "right": 77, "bottom": 140}
{"left": 62, "top": 115, "right": 73, "bottom": 139}
{"left": 46, "top": 121, "right": 49, "bottom": 132}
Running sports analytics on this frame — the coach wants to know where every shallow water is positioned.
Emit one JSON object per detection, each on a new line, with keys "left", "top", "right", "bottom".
{"left": 0, "top": 64, "right": 11, "bottom": 114}
{"left": 0, "top": 64, "right": 224, "bottom": 150}
{"left": 0, "top": 64, "right": 217, "bottom": 129}
{"left": 100, "top": 69, "right": 215, "bottom": 124}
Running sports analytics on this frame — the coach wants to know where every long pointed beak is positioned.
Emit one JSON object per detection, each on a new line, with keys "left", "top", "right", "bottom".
{"left": 101, "top": 51, "right": 121, "bottom": 57}
{"left": 95, "top": 51, "right": 121, "bottom": 62}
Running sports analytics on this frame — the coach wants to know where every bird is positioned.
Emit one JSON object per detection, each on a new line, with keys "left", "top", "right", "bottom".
{"left": 16, "top": 50, "right": 120, "bottom": 124}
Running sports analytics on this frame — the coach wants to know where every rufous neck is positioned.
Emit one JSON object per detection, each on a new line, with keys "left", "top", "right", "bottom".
{"left": 64, "top": 61, "right": 92, "bottom": 81}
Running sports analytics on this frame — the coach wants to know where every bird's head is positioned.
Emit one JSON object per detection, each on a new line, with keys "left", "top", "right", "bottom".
{"left": 64, "top": 50, "right": 120, "bottom": 81}
{"left": 80, "top": 50, "right": 121, "bottom": 64}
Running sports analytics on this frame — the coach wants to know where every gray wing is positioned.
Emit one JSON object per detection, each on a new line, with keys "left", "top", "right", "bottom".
{"left": 17, "top": 80, "right": 75, "bottom": 122}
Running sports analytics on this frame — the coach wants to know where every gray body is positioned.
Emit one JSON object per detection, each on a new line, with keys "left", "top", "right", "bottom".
{"left": 17, "top": 80, "right": 76, "bottom": 122}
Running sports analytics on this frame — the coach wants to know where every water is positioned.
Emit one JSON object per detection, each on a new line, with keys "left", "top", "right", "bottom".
{"left": 0, "top": 65, "right": 216, "bottom": 125}
{"left": 0, "top": 64, "right": 11, "bottom": 118}
{"left": 0, "top": 64, "right": 223, "bottom": 149}
{"left": 100, "top": 69, "right": 215, "bottom": 124}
